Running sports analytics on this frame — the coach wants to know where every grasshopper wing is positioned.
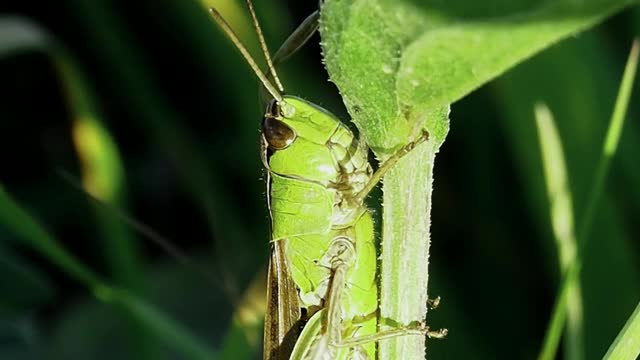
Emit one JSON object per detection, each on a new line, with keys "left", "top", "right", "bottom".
{"left": 264, "top": 238, "right": 303, "bottom": 360}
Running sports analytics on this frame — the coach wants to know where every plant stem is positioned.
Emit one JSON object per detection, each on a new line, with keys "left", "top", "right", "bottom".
{"left": 379, "top": 143, "right": 437, "bottom": 359}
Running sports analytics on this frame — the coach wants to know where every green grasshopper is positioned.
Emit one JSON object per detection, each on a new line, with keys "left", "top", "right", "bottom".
{"left": 209, "top": 2, "right": 446, "bottom": 359}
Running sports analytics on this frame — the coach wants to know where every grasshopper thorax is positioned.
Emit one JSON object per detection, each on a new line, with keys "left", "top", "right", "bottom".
{"left": 262, "top": 96, "right": 371, "bottom": 197}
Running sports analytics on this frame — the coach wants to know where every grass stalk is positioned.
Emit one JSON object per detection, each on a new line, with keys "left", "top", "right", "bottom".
{"left": 538, "top": 38, "right": 639, "bottom": 360}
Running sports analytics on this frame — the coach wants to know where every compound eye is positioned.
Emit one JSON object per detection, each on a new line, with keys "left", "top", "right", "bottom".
{"left": 266, "top": 99, "right": 280, "bottom": 117}
{"left": 262, "top": 117, "right": 296, "bottom": 150}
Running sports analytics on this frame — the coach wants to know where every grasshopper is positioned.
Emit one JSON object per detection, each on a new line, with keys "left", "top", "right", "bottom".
{"left": 209, "top": 2, "right": 446, "bottom": 359}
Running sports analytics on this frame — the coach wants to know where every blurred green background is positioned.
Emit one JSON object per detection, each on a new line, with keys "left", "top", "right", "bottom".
{"left": 1, "top": 0, "right": 639, "bottom": 359}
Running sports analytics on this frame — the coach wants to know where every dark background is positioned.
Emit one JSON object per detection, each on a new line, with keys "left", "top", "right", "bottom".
{"left": 1, "top": 0, "right": 639, "bottom": 359}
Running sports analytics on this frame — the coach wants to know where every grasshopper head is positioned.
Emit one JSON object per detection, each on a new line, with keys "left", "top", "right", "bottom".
{"left": 262, "top": 96, "right": 349, "bottom": 184}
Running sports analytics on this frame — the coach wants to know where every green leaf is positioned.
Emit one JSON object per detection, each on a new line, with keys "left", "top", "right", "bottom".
{"left": 321, "top": 0, "right": 638, "bottom": 155}
{"left": 604, "top": 301, "right": 640, "bottom": 360}
{"left": 321, "top": 0, "right": 448, "bottom": 155}
{"left": 320, "top": 1, "right": 638, "bottom": 359}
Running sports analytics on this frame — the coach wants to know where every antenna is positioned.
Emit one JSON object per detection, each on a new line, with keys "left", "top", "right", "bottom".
{"left": 209, "top": 7, "right": 283, "bottom": 102}
{"left": 56, "top": 169, "right": 226, "bottom": 292}
{"left": 245, "top": 0, "right": 285, "bottom": 93}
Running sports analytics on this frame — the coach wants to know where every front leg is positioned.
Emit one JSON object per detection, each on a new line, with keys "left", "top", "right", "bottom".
{"left": 353, "top": 130, "right": 430, "bottom": 204}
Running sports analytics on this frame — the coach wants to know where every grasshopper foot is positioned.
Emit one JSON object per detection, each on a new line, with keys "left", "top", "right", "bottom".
{"left": 427, "top": 296, "right": 441, "bottom": 310}
{"left": 427, "top": 327, "right": 448, "bottom": 339}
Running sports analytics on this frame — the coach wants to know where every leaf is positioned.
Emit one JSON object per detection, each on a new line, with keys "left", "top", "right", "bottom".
{"left": 604, "top": 301, "right": 640, "bottom": 360}
{"left": 321, "top": 0, "right": 448, "bottom": 155}
{"left": 321, "top": 0, "right": 639, "bottom": 156}
{"left": 320, "top": 1, "right": 638, "bottom": 359}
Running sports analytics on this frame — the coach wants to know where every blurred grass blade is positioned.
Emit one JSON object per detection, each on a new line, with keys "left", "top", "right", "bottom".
{"left": 64, "top": 0, "right": 264, "bottom": 305}
{"left": 0, "top": 17, "right": 50, "bottom": 55}
{"left": 603, "top": 301, "right": 640, "bottom": 360}
{"left": 0, "top": 184, "right": 103, "bottom": 288}
{"left": 67, "top": 73, "right": 153, "bottom": 357}
{"left": 113, "top": 292, "right": 218, "bottom": 360}
{"left": 0, "top": 245, "right": 54, "bottom": 313}
{"left": 219, "top": 269, "right": 267, "bottom": 360}
{"left": 71, "top": 115, "right": 144, "bottom": 292}
{"left": 59, "top": 170, "right": 225, "bottom": 290}
{"left": 534, "top": 103, "right": 583, "bottom": 360}
{"left": 538, "top": 38, "right": 639, "bottom": 360}
{"left": 0, "top": 17, "right": 218, "bottom": 360}
{"left": 2, "top": 14, "right": 149, "bottom": 357}
{"left": 579, "top": 38, "right": 639, "bottom": 239}
{"left": 0, "top": 183, "right": 217, "bottom": 360}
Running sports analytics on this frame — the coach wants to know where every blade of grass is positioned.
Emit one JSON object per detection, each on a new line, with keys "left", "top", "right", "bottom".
{"left": 64, "top": 0, "right": 265, "bottom": 305}
{"left": 0, "top": 182, "right": 217, "bottom": 360}
{"left": 578, "top": 39, "right": 639, "bottom": 243}
{"left": 219, "top": 270, "right": 267, "bottom": 360}
{"left": 0, "top": 245, "right": 54, "bottom": 313}
{"left": 534, "top": 103, "right": 583, "bottom": 360}
{"left": 1, "top": 16, "right": 151, "bottom": 357}
{"left": 58, "top": 170, "right": 225, "bottom": 290}
{"left": 67, "top": 77, "right": 140, "bottom": 288}
{"left": 538, "top": 38, "right": 639, "bottom": 360}
{"left": 603, "top": 301, "right": 640, "bottom": 359}
{"left": 0, "top": 17, "right": 218, "bottom": 359}
{"left": 0, "top": 184, "right": 102, "bottom": 288}
{"left": 54, "top": 42, "right": 156, "bottom": 357}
